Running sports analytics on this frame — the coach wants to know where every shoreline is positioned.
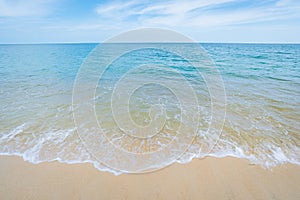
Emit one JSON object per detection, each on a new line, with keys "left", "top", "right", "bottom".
{"left": 1, "top": 155, "right": 299, "bottom": 199}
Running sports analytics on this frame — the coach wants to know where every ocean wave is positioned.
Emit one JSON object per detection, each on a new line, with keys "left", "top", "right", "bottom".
{"left": 1, "top": 123, "right": 299, "bottom": 175}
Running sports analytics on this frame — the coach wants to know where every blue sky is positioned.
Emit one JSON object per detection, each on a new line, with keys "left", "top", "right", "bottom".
{"left": 0, "top": 0, "right": 299, "bottom": 43}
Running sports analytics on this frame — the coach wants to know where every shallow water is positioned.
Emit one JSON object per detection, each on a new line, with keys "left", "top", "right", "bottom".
{"left": 0, "top": 43, "right": 299, "bottom": 174}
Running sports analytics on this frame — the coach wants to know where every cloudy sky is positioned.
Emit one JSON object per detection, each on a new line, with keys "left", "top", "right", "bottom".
{"left": 0, "top": 0, "right": 299, "bottom": 43}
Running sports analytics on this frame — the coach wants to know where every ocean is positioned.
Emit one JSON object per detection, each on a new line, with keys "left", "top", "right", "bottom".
{"left": 0, "top": 43, "right": 299, "bottom": 174}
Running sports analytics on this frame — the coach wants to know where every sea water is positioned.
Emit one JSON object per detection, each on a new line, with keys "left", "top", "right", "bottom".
{"left": 0, "top": 43, "right": 299, "bottom": 174}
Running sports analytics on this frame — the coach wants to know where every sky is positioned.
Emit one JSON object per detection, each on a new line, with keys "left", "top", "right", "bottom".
{"left": 0, "top": 0, "right": 299, "bottom": 43}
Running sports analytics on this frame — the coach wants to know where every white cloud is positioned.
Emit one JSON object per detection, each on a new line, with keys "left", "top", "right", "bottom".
{"left": 0, "top": 0, "right": 55, "bottom": 17}
{"left": 96, "top": 0, "right": 235, "bottom": 18}
{"left": 275, "top": 0, "right": 297, "bottom": 6}
{"left": 94, "top": 0, "right": 300, "bottom": 28}
{"left": 1, "top": 0, "right": 299, "bottom": 43}
{"left": 96, "top": 0, "right": 137, "bottom": 15}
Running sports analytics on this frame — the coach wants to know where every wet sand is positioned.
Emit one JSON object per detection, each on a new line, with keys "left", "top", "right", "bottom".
{"left": 0, "top": 155, "right": 299, "bottom": 200}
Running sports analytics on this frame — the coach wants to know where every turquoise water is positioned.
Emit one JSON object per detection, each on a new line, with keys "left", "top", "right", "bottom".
{"left": 0, "top": 43, "right": 299, "bottom": 174}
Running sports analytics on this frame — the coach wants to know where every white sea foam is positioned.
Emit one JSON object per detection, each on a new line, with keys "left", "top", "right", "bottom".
{"left": 1, "top": 123, "right": 299, "bottom": 175}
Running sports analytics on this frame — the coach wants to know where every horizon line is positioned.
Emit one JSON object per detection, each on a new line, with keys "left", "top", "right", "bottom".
{"left": 1, "top": 41, "right": 300, "bottom": 45}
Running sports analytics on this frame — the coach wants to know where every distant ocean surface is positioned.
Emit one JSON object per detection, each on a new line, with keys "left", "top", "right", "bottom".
{"left": 0, "top": 43, "right": 299, "bottom": 174}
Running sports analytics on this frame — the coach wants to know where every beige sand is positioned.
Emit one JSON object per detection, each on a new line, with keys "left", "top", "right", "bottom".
{"left": 0, "top": 155, "right": 299, "bottom": 200}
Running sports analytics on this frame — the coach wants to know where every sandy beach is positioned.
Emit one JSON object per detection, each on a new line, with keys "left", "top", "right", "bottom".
{"left": 0, "top": 156, "right": 299, "bottom": 200}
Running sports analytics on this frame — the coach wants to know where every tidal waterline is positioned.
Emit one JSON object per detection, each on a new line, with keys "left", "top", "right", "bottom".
{"left": 0, "top": 41, "right": 299, "bottom": 174}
